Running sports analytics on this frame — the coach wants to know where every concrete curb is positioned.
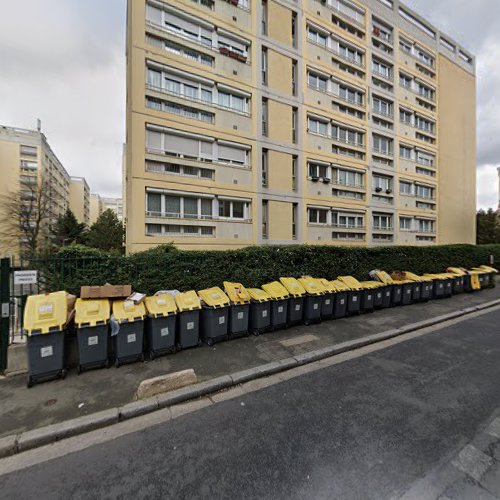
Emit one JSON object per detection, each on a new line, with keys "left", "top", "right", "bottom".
{"left": 2, "top": 297, "right": 500, "bottom": 459}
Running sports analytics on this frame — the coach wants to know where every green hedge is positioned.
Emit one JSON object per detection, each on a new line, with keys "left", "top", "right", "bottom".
{"left": 29, "top": 243, "right": 500, "bottom": 296}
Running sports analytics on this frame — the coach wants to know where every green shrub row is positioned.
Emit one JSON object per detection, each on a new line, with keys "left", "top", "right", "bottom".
{"left": 27, "top": 243, "right": 500, "bottom": 297}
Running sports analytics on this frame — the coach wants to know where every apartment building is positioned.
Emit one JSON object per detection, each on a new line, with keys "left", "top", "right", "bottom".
{"left": 89, "top": 193, "right": 104, "bottom": 224}
{"left": 125, "top": 0, "right": 476, "bottom": 252}
{"left": 69, "top": 177, "right": 90, "bottom": 225}
{"left": 0, "top": 124, "right": 71, "bottom": 256}
{"left": 101, "top": 197, "right": 124, "bottom": 221}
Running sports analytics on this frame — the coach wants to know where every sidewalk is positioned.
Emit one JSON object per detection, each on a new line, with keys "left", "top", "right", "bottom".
{"left": 1, "top": 284, "right": 499, "bottom": 440}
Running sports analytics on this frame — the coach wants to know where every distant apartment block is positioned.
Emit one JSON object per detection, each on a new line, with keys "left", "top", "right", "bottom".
{"left": 0, "top": 124, "right": 71, "bottom": 255}
{"left": 69, "top": 176, "right": 90, "bottom": 225}
{"left": 125, "top": 0, "right": 476, "bottom": 252}
{"left": 101, "top": 197, "right": 124, "bottom": 221}
{"left": 89, "top": 193, "right": 104, "bottom": 224}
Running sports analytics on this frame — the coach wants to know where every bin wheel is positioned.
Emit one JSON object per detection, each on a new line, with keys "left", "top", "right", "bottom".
{"left": 149, "top": 352, "right": 155, "bottom": 361}
{"left": 115, "top": 358, "right": 121, "bottom": 368}
{"left": 27, "top": 377, "right": 33, "bottom": 389}
{"left": 61, "top": 369, "right": 67, "bottom": 380}
{"left": 197, "top": 339, "right": 203, "bottom": 347}
{"left": 304, "top": 320, "right": 310, "bottom": 326}
{"left": 252, "top": 329, "right": 260, "bottom": 336}
{"left": 140, "top": 353, "right": 145, "bottom": 362}
{"left": 206, "top": 338, "right": 214, "bottom": 347}
{"left": 105, "top": 359, "right": 111, "bottom": 369}
{"left": 77, "top": 365, "right": 82, "bottom": 375}
{"left": 176, "top": 343, "right": 183, "bottom": 352}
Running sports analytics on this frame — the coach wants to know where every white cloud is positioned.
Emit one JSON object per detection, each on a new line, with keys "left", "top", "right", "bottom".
{"left": 477, "top": 165, "right": 499, "bottom": 210}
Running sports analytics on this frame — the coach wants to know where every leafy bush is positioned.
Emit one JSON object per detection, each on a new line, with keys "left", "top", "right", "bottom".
{"left": 29, "top": 244, "right": 500, "bottom": 296}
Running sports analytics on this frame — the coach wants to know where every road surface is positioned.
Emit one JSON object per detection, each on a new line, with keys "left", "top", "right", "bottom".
{"left": 2, "top": 307, "right": 500, "bottom": 499}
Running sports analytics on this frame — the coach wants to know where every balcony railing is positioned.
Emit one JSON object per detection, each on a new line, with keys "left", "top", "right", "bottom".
{"left": 314, "top": 0, "right": 365, "bottom": 28}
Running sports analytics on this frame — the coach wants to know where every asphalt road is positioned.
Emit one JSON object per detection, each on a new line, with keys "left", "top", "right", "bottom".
{"left": 2, "top": 307, "right": 500, "bottom": 500}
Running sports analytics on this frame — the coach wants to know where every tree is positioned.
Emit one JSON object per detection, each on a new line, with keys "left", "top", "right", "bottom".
{"left": 0, "top": 181, "right": 52, "bottom": 257}
{"left": 476, "top": 209, "right": 500, "bottom": 244}
{"left": 51, "top": 209, "right": 87, "bottom": 248}
{"left": 86, "top": 209, "right": 125, "bottom": 252}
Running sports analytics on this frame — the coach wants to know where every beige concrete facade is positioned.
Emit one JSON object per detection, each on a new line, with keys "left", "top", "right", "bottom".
{"left": 0, "top": 125, "right": 71, "bottom": 256}
{"left": 89, "top": 194, "right": 104, "bottom": 225}
{"left": 69, "top": 177, "right": 90, "bottom": 225}
{"left": 125, "top": 0, "right": 476, "bottom": 253}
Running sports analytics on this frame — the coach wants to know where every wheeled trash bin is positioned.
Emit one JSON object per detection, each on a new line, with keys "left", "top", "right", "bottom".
{"left": 247, "top": 288, "right": 272, "bottom": 335}
{"left": 223, "top": 282, "right": 251, "bottom": 339}
{"left": 337, "top": 276, "right": 363, "bottom": 315}
{"left": 280, "top": 278, "right": 306, "bottom": 326}
{"left": 262, "top": 282, "right": 289, "bottom": 331}
{"left": 112, "top": 300, "right": 146, "bottom": 367}
{"left": 24, "top": 291, "right": 68, "bottom": 388}
{"left": 175, "top": 291, "right": 202, "bottom": 350}
{"left": 144, "top": 294, "right": 177, "bottom": 359}
{"left": 75, "top": 298, "right": 110, "bottom": 373}
{"left": 317, "top": 279, "right": 336, "bottom": 320}
{"left": 198, "top": 287, "right": 230, "bottom": 346}
{"left": 298, "top": 278, "right": 324, "bottom": 325}
{"left": 478, "top": 265, "right": 498, "bottom": 288}
{"left": 330, "top": 280, "right": 350, "bottom": 318}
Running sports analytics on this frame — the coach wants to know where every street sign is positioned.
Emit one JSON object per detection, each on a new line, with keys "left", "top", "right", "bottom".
{"left": 14, "top": 270, "right": 38, "bottom": 286}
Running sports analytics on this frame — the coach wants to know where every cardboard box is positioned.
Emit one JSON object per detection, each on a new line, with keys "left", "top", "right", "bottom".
{"left": 80, "top": 284, "right": 132, "bottom": 299}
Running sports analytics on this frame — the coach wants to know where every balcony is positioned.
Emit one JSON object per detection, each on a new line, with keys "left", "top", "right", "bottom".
{"left": 310, "top": 0, "right": 365, "bottom": 28}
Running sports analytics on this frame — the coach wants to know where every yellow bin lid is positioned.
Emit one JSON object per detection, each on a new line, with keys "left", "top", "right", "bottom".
{"left": 262, "top": 282, "right": 290, "bottom": 300}
{"left": 24, "top": 291, "right": 68, "bottom": 335}
{"left": 371, "top": 270, "right": 395, "bottom": 284}
{"left": 279, "top": 278, "right": 306, "bottom": 297}
{"left": 317, "top": 278, "right": 337, "bottom": 293}
{"left": 338, "top": 276, "right": 362, "bottom": 290}
{"left": 479, "top": 265, "right": 498, "bottom": 273}
{"left": 447, "top": 267, "right": 467, "bottom": 276}
{"left": 247, "top": 288, "right": 271, "bottom": 302}
{"left": 175, "top": 291, "right": 202, "bottom": 312}
{"left": 198, "top": 287, "right": 230, "bottom": 308}
{"left": 113, "top": 300, "right": 146, "bottom": 323}
{"left": 330, "top": 280, "right": 350, "bottom": 292}
{"left": 298, "top": 277, "right": 324, "bottom": 296}
{"left": 75, "top": 299, "right": 110, "bottom": 327}
{"left": 223, "top": 281, "right": 250, "bottom": 304}
{"left": 144, "top": 294, "right": 177, "bottom": 318}
{"left": 359, "top": 281, "right": 382, "bottom": 289}
{"left": 471, "top": 268, "right": 489, "bottom": 275}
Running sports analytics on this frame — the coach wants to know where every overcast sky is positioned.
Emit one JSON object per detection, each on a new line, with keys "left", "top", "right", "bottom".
{"left": 0, "top": 0, "right": 498, "bottom": 207}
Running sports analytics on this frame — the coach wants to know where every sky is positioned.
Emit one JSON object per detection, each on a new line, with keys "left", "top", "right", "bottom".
{"left": 0, "top": 0, "right": 498, "bottom": 207}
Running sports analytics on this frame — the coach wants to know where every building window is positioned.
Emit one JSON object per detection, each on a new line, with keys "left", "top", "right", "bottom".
{"left": 332, "top": 211, "right": 364, "bottom": 229}
{"left": 292, "top": 107, "right": 298, "bottom": 143}
{"left": 307, "top": 26, "right": 328, "bottom": 47}
{"left": 373, "top": 174, "right": 392, "bottom": 191}
{"left": 332, "top": 124, "right": 364, "bottom": 146}
{"left": 373, "top": 214, "right": 393, "bottom": 230}
{"left": 308, "top": 162, "right": 329, "bottom": 179}
{"left": 20, "top": 145, "right": 38, "bottom": 158}
{"left": 261, "top": 0, "right": 268, "bottom": 35}
{"left": 399, "top": 217, "right": 412, "bottom": 231}
{"left": 372, "top": 96, "right": 392, "bottom": 117}
{"left": 292, "top": 60, "right": 298, "bottom": 96}
{"left": 292, "top": 155, "right": 298, "bottom": 191}
{"left": 417, "top": 219, "right": 435, "bottom": 233}
{"left": 400, "top": 145, "right": 413, "bottom": 159}
{"left": 372, "top": 134, "right": 392, "bottom": 155}
{"left": 262, "top": 149, "right": 268, "bottom": 187}
{"left": 308, "top": 117, "right": 328, "bottom": 136}
{"left": 292, "top": 203, "right": 298, "bottom": 239}
{"left": 262, "top": 200, "right": 269, "bottom": 239}
{"left": 372, "top": 58, "right": 392, "bottom": 79}
{"left": 262, "top": 47, "right": 268, "bottom": 85}
{"left": 332, "top": 167, "right": 364, "bottom": 187}
{"left": 219, "top": 200, "right": 246, "bottom": 219}
{"left": 291, "top": 12, "right": 297, "bottom": 48}
{"left": 262, "top": 98, "right": 268, "bottom": 136}
{"left": 308, "top": 208, "right": 328, "bottom": 224}
{"left": 308, "top": 72, "right": 328, "bottom": 92}
{"left": 416, "top": 184, "right": 434, "bottom": 199}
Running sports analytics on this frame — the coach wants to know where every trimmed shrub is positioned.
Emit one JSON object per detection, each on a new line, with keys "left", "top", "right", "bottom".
{"left": 30, "top": 244, "right": 500, "bottom": 296}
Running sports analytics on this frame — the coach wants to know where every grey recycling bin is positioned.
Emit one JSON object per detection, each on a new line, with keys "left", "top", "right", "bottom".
{"left": 144, "top": 295, "right": 177, "bottom": 359}
{"left": 360, "top": 288, "right": 375, "bottom": 312}
{"left": 24, "top": 291, "right": 69, "bottom": 388}
{"left": 175, "top": 291, "right": 202, "bottom": 350}
{"left": 75, "top": 298, "right": 110, "bottom": 373}
{"left": 248, "top": 289, "right": 272, "bottom": 335}
{"left": 198, "top": 287, "right": 230, "bottom": 346}
{"left": 112, "top": 300, "right": 146, "bottom": 367}
{"left": 391, "top": 284, "right": 403, "bottom": 306}
{"left": 401, "top": 283, "right": 414, "bottom": 306}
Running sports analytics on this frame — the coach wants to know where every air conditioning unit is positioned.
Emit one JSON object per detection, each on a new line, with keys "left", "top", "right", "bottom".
{"left": 375, "top": 187, "right": 383, "bottom": 192}
{"left": 311, "top": 176, "right": 320, "bottom": 182}
{"left": 322, "top": 177, "right": 331, "bottom": 184}
{"left": 386, "top": 189, "right": 393, "bottom": 194}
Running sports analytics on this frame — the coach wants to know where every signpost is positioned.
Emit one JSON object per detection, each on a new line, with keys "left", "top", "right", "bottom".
{"left": 0, "top": 258, "right": 10, "bottom": 372}
{"left": 14, "top": 270, "right": 38, "bottom": 286}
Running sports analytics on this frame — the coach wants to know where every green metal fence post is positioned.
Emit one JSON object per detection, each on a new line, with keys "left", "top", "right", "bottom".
{"left": 0, "top": 258, "right": 11, "bottom": 373}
